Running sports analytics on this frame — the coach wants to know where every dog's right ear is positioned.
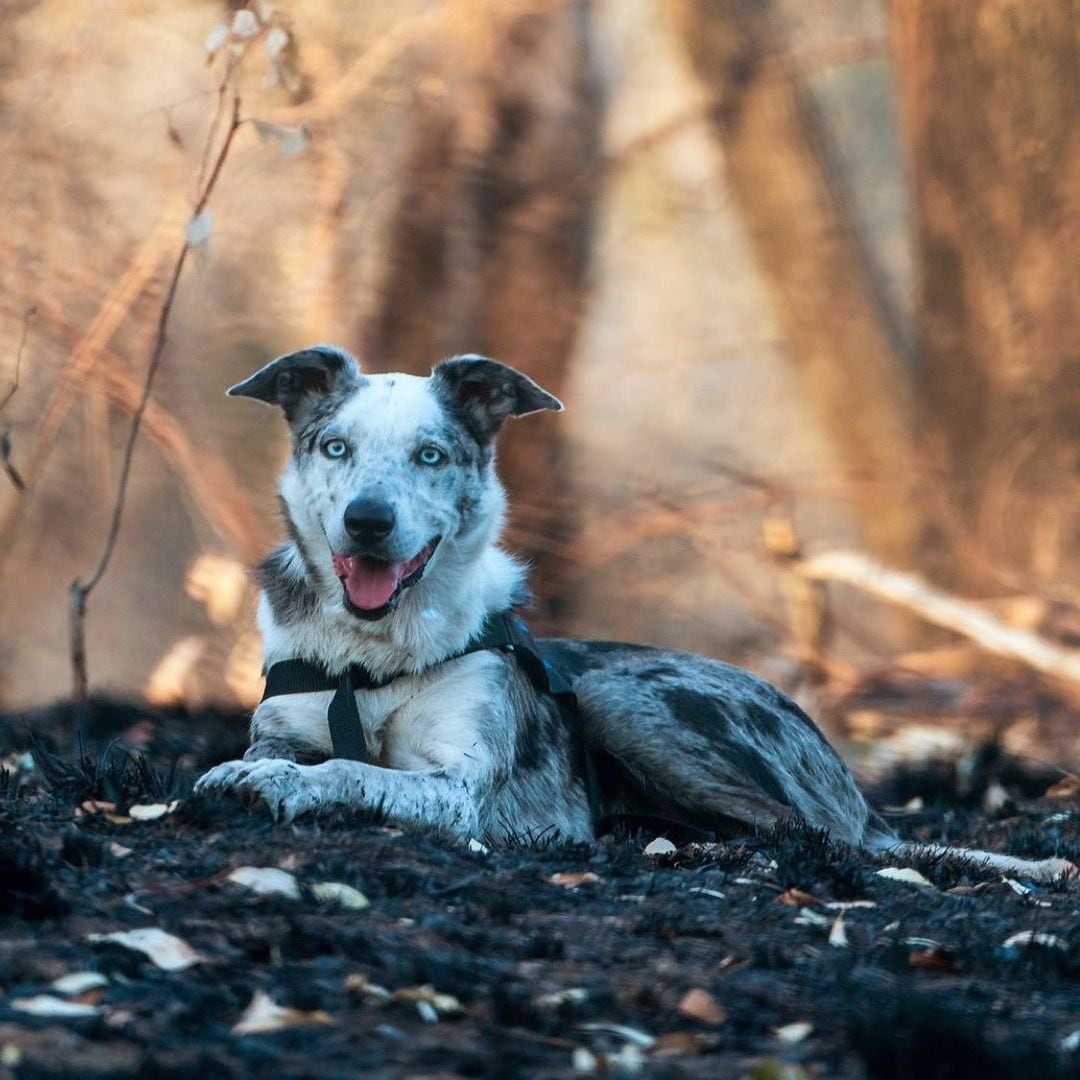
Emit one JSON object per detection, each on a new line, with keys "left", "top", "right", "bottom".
{"left": 227, "top": 345, "right": 363, "bottom": 423}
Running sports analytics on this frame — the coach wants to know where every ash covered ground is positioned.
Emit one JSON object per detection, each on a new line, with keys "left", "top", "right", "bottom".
{"left": 0, "top": 701, "right": 1078, "bottom": 1079}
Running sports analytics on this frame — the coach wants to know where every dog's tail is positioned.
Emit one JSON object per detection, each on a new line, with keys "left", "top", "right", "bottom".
{"left": 864, "top": 827, "right": 1077, "bottom": 884}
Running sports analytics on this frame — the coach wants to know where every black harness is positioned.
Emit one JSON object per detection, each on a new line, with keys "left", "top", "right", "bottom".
{"left": 261, "top": 611, "right": 604, "bottom": 826}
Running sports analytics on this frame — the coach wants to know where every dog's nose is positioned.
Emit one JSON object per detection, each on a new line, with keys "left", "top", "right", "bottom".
{"left": 343, "top": 496, "right": 396, "bottom": 544}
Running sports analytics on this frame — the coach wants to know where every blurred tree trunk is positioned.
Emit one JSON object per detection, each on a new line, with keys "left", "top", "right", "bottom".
{"left": 890, "top": 1, "right": 1080, "bottom": 593}
{"left": 670, "top": 0, "right": 922, "bottom": 569}
{"left": 363, "top": 0, "right": 602, "bottom": 626}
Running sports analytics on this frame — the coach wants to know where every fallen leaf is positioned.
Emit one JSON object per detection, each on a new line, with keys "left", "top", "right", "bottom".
{"left": 549, "top": 871, "right": 603, "bottom": 889}
{"left": 908, "top": 947, "right": 957, "bottom": 973}
{"left": 775, "top": 888, "right": 819, "bottom": 906}
{"left": 81, "top": 800, "right": 116, "bottom": 815}
{"left": 535, "top": 987, "right": 589, "bottom": 1009}
{"left": 467, "top": 838, "right": 490, "bottom": 854}
{"left": 1002, "top": 930, "right": 1068, "bottom": 951}
{"left": 644, "top": 837, "right": 677, "bottom": 856}
{"left": 344, "top": 974, "right": 391, "bottom": 1002}
{"left": 650, "top": 1031, "right": 701, "bottom": 1057}
{"left": 129, "top": 801, "right": 180, "bottom": 821}
{"left": 88, "top": 928, "right": 202, "bottom": 971}
{"left": 232, "top": 990, "right": 333, "bottom": 1036}
{"left": 310, "top": 882, "right": 369, "bottom": 910}
{"left": 677, "top": 988, "right": 726, "bottom": 1026}
{"left": 392, "top": 984, "right": 464, "bottom": 1021}
{"left": 828, "top": 913, "right": 848, "bottom": 948}
{"left": 578, "top": 1022, "right": 655, "bottom": 1048}
{"left": 875, "top": 867, "right": 935, "bottom": 888}
{"left": 51, "top": 972, "right": 109, "bottom": 997}
{"left": 773, "top": 1021, "right": 813, "bottom": 1044}
{"left": 227, "top": 866, "right": 301, "bottom": 900}
{"left": 11, "top": 995, "right": 100, "bottom": 1018}
{"left": 1045, "top": 776, "right": 1080, "bottom": 799}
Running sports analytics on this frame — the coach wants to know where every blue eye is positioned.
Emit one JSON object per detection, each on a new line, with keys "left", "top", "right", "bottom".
{"left": 322, "top": 438, "right": 348, "bottom": 460}
{"left": 418, "top": 446, "right": 447, "bottom": 467}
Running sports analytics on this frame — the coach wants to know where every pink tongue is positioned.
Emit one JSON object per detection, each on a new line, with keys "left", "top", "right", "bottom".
{"left": 333, "top": 556, "right": 403, "bottom": 610}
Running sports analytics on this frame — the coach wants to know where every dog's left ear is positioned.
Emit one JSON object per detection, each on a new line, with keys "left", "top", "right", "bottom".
{"left": 432, "top": 355, "right": 563, "bottom": 441}
{"left": 227, "top": 345, "right": 363, "bottom": 424}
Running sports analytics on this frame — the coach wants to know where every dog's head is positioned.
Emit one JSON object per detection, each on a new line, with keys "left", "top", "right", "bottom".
{"left": 229, "top": 345, "right": 561, "bottom": 621}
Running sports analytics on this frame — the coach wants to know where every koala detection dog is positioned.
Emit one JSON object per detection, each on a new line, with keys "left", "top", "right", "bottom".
{"left": 195, "top": 346, "right": 1073, "bottom": 882}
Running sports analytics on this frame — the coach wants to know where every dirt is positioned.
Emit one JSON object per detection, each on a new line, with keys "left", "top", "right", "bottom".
{"left": 0, "top": 700, "right": 1078, "bottom": 1079}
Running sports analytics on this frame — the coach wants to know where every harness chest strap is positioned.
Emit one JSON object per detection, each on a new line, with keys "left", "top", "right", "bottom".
{"left": 260, "top": 612, "right": 602, "bottom": 822}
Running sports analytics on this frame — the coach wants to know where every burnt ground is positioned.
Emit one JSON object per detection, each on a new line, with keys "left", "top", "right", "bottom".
{"left": 0, "top": 701, "right": 1079, "bottom": 1079}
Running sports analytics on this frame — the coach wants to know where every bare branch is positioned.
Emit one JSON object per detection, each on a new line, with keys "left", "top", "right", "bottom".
{"left": 69, "top": 93, "right": 243, "bottom": 732}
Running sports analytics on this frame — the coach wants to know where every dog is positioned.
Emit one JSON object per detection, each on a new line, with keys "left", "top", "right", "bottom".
{"left": 195, "top": 346, "right": 1074, "bottom": 882}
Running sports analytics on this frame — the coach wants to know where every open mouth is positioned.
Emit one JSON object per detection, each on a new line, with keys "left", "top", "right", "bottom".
{"left": 331, "top": 537, "right": 440, "bottom": 621}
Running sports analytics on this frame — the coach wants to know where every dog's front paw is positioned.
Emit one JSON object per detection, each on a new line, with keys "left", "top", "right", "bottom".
{"left": 194, "top": 759, "right": 320, "bottom": 822}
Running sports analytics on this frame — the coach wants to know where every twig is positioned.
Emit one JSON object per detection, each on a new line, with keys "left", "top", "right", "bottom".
{"left": 800, "top": 550, "right": 1080, "bottom": 688}
{"left": 69, "top": 94, "right": 243, "bottom": 740}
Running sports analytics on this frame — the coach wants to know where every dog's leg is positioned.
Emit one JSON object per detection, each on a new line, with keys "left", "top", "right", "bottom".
{"left": 242, "top": 692, "right": 335, "bottom": 764}
{"left": 194, "top": 758, "right": 482, "bottom": 838}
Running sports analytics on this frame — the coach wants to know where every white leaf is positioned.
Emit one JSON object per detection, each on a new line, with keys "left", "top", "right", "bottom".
{"left": 643, "top": 837, "right": 677, "bottom": 856}
{"left": 875, "top": 866, "right": 935, "bottom": 888}
{"left": 88, "top": 928, "right": 202, "bottom": 971}
{"left": 51, "top": 971, "right": 109, "bottom": 996}
{"left": 467, "top": 838, "right": 490, "bottom": 854}
{"left": 12, "top": 995, "right": 101, "bottom": 1018}
{"left": 232, "top": 990, "right": 332, "bottom": 1036}
{"left": 204, "top": 24, "right": 229, "bottom": 56}
{"left": 310, "top": 882, "right": 369, "bottom": 910}
{"left": 231, "top": 9, "right": 260, "bottom": 38}
{"left": 264, "top": 26, "right": 289, "bottom": 58}
{"left": 186, "top": 208, "right": 213, "bottom": 249}
{"left": 572, "top": 1047, "right": 598, "bottom": 1073}
{"left": 1003, "top": 930, "right": 1068, "bottom": 951}
{"left": 773, "top": 1021, "right": 814, "bottom": 1044}
{"left": 228, "top": 866, "right": 301, "bottom": 900}
{"left": 535, "top": 987, "right": 588, "bottom": 1008}
{"left": 828, "top": 913, "right": 848, "bottom": 948}
{"left": 578, "top": 1022, "right": 655, "bottom": 1048}
{"left": 129, "top": 801, "right": 180, "bottom": 821}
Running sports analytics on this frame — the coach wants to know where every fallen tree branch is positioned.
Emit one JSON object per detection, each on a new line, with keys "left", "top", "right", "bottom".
{"left": 800, "top": 550, "right": 1080, "bottom": 687}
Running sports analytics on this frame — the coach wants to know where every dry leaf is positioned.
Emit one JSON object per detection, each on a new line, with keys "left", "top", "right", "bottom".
{"left": 549, "top": 871, "right": 603, "bottom": 889}
{"left": 775, "top": 888, "right": 819, "bottom": 907}
{"left": 1046, "top": 776, "right": 1080, "bottom": 799}
{"left": 129, "top": 801, "right": 180, "bottom": 821}
{"left": 677, "top": 988, "right": 726, "bottom": 1026}
{"left": 578, "top": 1022, "right": 655, "bottom": 1048}
{"left": 875, "top": 867, "right": 935, "bottom": 888}
{"left": 650, "top": 1031, "right": 701, "bottom": 1057}
{"left": 228, "top": 866, "right": 301, "bottom": 899}
{"left": 392, "top": 985, "right": 464, "bottom": 1020}
{"left": 908, "top": 947, "right": 957, "bottom": 973}
{"left": 773, "top": 1021, "right": 813, "bottom": 1044}
{"left": 88, "top": 928, "right": 203, "bottom": 971}
{"left": 51, "top": 972, "right": 109, "bottom": 997}
{"left": 11, "top": 995, "right": 100, "bottom": 1018}
{"left": 828, "top": 913, "right": 848, "bottom": 948}
{"left": 1002, "top": 930, "right": 1068, "bottom": 951}
{"left": 232, "top": 990, "right": 332, "bottom": 1036}
{"left": 344, "top": 974, "right": 391, "bottom": 1002}
{"left": 535, "top": 987, "right": 588, "bottom": 1009}
{"left": 310, "top": 882, "right": 369, "bottom": 910}
{"left": 644, "top": 837, "right": 677, "bottom": 856}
